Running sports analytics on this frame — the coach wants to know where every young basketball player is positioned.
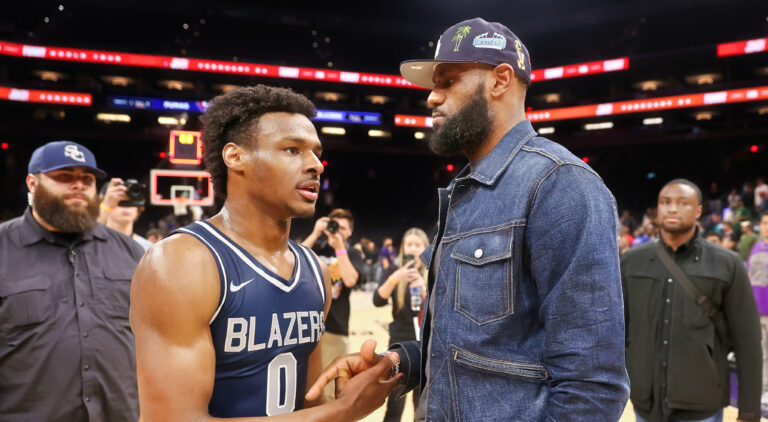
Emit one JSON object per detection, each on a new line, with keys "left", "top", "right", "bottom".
{"left": 130, "top": 85, "right": 400, "bottom": 421}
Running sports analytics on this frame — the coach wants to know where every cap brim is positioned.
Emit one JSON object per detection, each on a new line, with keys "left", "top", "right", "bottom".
{"left": 400, "top": 59, "right": 481, "bottom": 89}
{"left": 38, "top": 163, "right": 107, "bottom": 179}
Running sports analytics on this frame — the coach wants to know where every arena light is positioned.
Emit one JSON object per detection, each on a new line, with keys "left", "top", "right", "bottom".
{"left": 685, "top": 73, "right": 722, "bottom": 86}
{"left": 643, "top": 117, "right": 663, "bottom": 125}
{"left": 158, "top": 116, "right": 180, "bottom": 125}
{"left": 101, "top": 75, "right": 135, "bottom": 87}
{"left": 368, "top": 129, "right": 391, "bottom": 138}
{"left": 414, "top": 131, "right": 426, "bottom": 139}
{"left": 530, "top": 57, "right": 629, "bottom": 82}
{"left": 0, "top": 85, "right": 92, "bottom": 106}
{"left": 0, "top": 40, "right": 629, "bottom": 89}
{"left": 314, "top": 109, "right": 382, "bottom": 125}
{"left": 33, "top": 70, "right": 66, "bottom": 82}
{"left": 584, "top": 122, "right": 613, "bottom": 130}
{"left": 717, "top": 37, "right": 768, "bottom": 57}
{"left": 320, "top": 127, "right": 346, "bottom": 135}
{"left": 525, "top": 85, "right": 768, "bottom": 123}
{"left": 695, "top": 112, "right": 713, "bottom": 121}
{"left": 398, "top": 85, "right": 768, "bottom": 126}
{"left": 538, "top": 127, "right": 555, "bottom": 134}
{"left": 394, "top": 114, "right": 433, "bottom": 128}
{"left": 96, "top": 113, "right": 131, "bottom": 123}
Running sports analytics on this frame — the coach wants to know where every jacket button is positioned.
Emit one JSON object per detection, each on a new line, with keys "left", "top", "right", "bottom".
{"left": 667, "top": 278, "right": 673, "bottom": 283}
{"left": 474, "top": 249, "right": 483, "bottom": 259}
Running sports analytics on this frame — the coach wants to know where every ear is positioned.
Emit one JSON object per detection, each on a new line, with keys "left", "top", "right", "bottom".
{"left": 222, "top": 142, "right": 247, "bottom": 171}
{"left": 26, "top": 173, "right": 38, "bottom": 195}
{"left": 490, "top": 63, "right": 515, "bottom": 99}
{"left": 696, "top": 204, "right": 703, "bottom": 220}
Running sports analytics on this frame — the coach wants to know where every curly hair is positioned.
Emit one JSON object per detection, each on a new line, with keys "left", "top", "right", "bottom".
{"left": 200, "top": 85, "right": 316, "bottom": 199}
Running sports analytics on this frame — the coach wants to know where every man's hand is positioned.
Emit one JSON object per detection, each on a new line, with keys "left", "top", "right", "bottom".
{"left": 305, "top": 339, "right": 396, "bottom": 402}
{"left": 101, "top": 178, "right": 129, "bottom": 209}
{"left": 325, "top": 230, "right": 346, "bottom": 251}
{"left": 312, "top": 217, "right": 330, "bottom": 237}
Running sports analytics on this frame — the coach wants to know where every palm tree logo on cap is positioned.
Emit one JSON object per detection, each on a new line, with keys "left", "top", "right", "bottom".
{"left": 452, "top": 26, "right": 471, "bottom": 52}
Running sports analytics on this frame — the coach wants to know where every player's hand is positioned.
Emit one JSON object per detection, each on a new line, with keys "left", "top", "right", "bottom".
{"left": 305, "top": 339, "right": 394, "bottom": 402}
{"left": 312, "top": 217, "right": 330, "bottom": 236}
{"left": 334, "top": 350, "right": 403, "bottom": 420}
{"left": 325, "top": 230, "right": 346, "bottom": 252}
{"left": 101, "top": 178, "right": 129, "bottom": 209}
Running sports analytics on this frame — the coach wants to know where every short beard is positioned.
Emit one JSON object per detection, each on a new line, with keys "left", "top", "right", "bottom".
{"left": 660, "top": 222, "right": 696, "bottom": 236}
{"left": 33, "top": 183, "right": 100, "bottom": 233}
{"left": 428, "top": 84, "right": 492, "bottom": 157}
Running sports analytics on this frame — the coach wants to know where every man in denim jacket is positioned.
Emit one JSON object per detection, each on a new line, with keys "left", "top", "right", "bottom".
{"left": 390, "top": 18, "right": 630, "bottom": 420}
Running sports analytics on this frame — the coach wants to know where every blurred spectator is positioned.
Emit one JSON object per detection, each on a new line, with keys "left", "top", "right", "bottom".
{"left": 706, "top": 181, "right": 722, "bottom": 216}
{"left": 641, "top": 207, "right": 657, "bottom": 227}
{"left": 702, "top": 212, "right": 724, "bottom": 235}
{"left": 99, "top": 178, "right": 152, "bottom": 251}
{"left": 723, "top": 233, "right": 738, "bottom": 251}
{"left": 728, "top": 187, "right": 741, "bottom": 210}
{"left": 739, "top": 220, "right": 759, "bottom": 262}
{"left": 620, "top": 225, "right": 634, "bottom": 246}
{"left": 704, "top": 231, "right": 723, "bottom": 246}
{"left": 372, "top": 228, "right": 428, "bottom": 422}
{"left": 747, "top": 211, "right": 768, "bottom": 408}
{"left": 301, "top": 208, "right": 366, "bottom": 401}
{"left": 755, "top": 178, "right": 768, "bottom": 212}
{"left": 145, "top": 228, "right": 162, "bottom": 243}
{"left": 618, "top": 233, "right": 630, "bottom": 255}
{"left": 631, "top": 225, "right": 652, "bottom": 247}
{"left": 0, "top": 141, "right": 143, "bottom": 420}
{"left": 742, "top": 182, "right": 755, "bottom": 210}
{"left": 379, "top": 237, "right": 395, "bottom": 271}
{"left": 621, "top": 209, "right": 638, "bottom": 233}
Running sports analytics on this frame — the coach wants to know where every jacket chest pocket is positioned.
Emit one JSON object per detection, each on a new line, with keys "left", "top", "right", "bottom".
{"left": 451, "top": 228, "right": 514, "bottom": 325}
{"left": 0, "top": 278, "right": 53, "bottom": 334}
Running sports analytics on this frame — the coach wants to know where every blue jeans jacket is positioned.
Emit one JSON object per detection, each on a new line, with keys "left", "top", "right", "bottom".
{"left": 394, "top": 120, "right": 630, "bottom": 421}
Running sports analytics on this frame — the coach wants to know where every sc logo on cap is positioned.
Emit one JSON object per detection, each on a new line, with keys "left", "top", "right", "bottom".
{"left": 64, "top": 144, "right": 86, "bottom": 163}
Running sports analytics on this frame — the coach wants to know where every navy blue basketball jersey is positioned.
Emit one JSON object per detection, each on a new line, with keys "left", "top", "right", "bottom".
{"left": 173, "top": 220, "right": 326, "bottom": 417}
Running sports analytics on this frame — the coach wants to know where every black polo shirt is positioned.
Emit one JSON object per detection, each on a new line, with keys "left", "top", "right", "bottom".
{"left": 0, "top": 208, "right": 145, "bottom": 422}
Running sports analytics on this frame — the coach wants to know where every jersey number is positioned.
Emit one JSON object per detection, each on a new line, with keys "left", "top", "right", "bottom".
{"left": 265, "top": 352, "right": 297, "bottom": 416}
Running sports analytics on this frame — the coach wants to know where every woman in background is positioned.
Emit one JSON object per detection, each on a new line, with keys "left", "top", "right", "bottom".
{"left": 373, "top": 227, "right": 428, "bottom": 422}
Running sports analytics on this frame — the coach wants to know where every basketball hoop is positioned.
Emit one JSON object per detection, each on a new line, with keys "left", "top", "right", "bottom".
{"left": 172, "top": 196, "right": 189, "bottom": 216}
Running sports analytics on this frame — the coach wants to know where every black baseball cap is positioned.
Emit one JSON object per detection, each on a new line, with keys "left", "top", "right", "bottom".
{"left": 400, "top": 17, "right": 531, "bottom": 89}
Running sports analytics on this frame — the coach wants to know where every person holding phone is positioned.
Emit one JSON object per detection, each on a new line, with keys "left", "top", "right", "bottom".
{"left": 302, "top": 208, "right": 368, "bottom": 401}
{"left": 373, "top": 228, "right": 429, "bottom": 422}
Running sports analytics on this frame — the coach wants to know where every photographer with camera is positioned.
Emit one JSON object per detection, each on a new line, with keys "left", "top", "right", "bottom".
{"left": 99, "top": 178, "right": 152, "bottom": 250}
{"left": 372, "top": 228, "right": 428, "bottom": 422}
{"left": 0, "top": 141, "right": 144, "bottom": 421}
{"left": 301, "top": 208, "right": 367, "bottom": 401}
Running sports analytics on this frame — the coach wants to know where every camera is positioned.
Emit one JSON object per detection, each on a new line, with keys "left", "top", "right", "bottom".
{"left": 118, "top": 179, "right": 146, "bottom": 207}
{"left": 326, "top": 219, "right": 339, "bottom": 234}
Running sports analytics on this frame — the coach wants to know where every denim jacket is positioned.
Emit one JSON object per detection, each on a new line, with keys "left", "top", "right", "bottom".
{"left": 393, "top": 120, "right": 630, "bottom": 421}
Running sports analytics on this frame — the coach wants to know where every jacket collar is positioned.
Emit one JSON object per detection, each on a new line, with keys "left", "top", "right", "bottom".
{"left": 659, "top": 226, "right": 700, "bottom": 256}
{"left": 21, "top": 206, "right": 108, "bottom": 246}
{"left": 455, "top": 119, "right": 537, "bottom": 187}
